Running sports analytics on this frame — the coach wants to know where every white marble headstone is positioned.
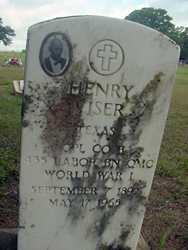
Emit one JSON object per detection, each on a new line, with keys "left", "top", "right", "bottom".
{"left": 19, "top": 16, "right": 180, "bottom": 250}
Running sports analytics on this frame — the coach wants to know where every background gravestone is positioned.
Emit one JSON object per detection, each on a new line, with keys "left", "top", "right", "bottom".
{"left": 18, "top": 16, "right": 180, "bottom": 250}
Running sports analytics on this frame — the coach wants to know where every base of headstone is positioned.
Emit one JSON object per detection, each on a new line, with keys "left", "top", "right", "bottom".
{"left": 0, "top": 229, "right": 150, "bottom": 250}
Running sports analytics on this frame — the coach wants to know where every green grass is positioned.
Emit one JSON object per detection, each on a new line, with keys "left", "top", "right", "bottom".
{"left": 0, "top": 52, "right": 23, "bottom": 183}
{"left": 157, "top": 65, "right": 188, "bottom": 190}
{"left": 0, "top": 50, "right": 25, "bottom": 65}
{"left": 159, "top": 228, "right": 173, "bottom": 250}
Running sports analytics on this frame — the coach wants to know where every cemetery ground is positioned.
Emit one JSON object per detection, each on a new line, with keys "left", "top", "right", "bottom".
{"left": 0, "top": 52, "right": 187, "bottom": 250}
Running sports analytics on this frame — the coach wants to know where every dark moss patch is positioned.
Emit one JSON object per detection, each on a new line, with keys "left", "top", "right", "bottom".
{"left": 119, "top": 230, "right": 130, "bottom": 242}
{"left": 100, "top": 243, "right": 131, "bottom": 250}
{"left": 42, "top": 95, "right": 86, "bottom": 165}
{"left": 21, "top": 94, "right": 33, "bottom": 117}
{"left": 22, "top": 119, "right": 30, "bottom": 128}
{"left": 41, "top": 60, "right": 91, "bottom": 164}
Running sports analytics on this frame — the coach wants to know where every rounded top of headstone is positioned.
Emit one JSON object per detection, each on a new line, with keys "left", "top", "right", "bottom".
{"left": 28, "top": 15, "right": 180, "bottom": 52}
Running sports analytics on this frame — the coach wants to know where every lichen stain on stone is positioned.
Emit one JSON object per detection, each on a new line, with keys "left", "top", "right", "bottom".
{"left": 119, "top": 229, "right": 130, "bottom": 242}
{"left": 100, "top": 243, "right": 131, "bottom": 250}
{"left": 42, "top": 95, "right": 86, "bottom": 165}
{"left": 41, "top": 59, "right": 91, "bottom": 165}
{"left": 95, "top": 213, "right": 110, "bottom": 236}
{"left": 20, "top": 59, "right": 94, "bottom": 166}
{"left": 70, "top": 72, "right": 163, "bottom": 246}
{"left": 98, "top": 226, "right": 132, "bottom": 250}
{"left": 108, "top": 72, "right": 164, "bottom": 154}
{"left": 129, "top": 72, "right": 164, "bottom": 124}
{"left": 21, "top": 80, "right": 49, "bottom": 130}
{"left": 104, "top": 72, "right": 164, "bottom": 154}
{"left": 22, "top": 119, "right": 30, "bottom": 127}
{"left": 66, "top": 72, "right": 164, "bottom": 242}
{"left": 104, "top": 72, "right": 163, "bottom": 199}
{"left": 22, "top": 94, "right": 33, "bottom": 117}
{"left": 123, "top": 180, "right": 147, "bottom": 214}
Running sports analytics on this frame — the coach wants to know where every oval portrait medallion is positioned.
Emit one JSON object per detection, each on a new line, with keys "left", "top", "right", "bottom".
{"left": 39, "top": 32, "right": 71, "bottom": 77}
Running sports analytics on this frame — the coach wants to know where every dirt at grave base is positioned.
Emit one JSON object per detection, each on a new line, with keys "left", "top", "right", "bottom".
{"left": 142, "top": 176, "right": 188, "bottom": 250}
{"left": 0, "top": 177, "right": 18, "bottom": 228}
{"left": 0, "top": 176, "right": 187, "bottom": 250}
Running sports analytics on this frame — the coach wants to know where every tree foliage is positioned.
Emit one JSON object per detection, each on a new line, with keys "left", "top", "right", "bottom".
{"left": 178, "top": 28, "right": 188, "bottom": 60}
{"left": 125, "top": 8, "right": 188, "bottom": 61}
{"left": 0, "top": 18, "right": 15, "bottom": 46}
{"left": 125, "top": 8, "right": 175, "bottom": 37}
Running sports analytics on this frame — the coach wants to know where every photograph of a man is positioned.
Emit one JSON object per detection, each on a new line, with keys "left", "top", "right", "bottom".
{"left": 40, "top": 32, "right": 71, "bottom": 76}
{"left": 44, "top": 38, "right": 66, "bottom": 74}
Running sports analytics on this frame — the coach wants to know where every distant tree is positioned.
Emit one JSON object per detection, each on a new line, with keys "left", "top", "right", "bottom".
{"left": 178, "top": 27, "right": 188, "bottom": 60}
{"left": 0, "top": 18, "right": 15, "bottom": 46}
{"left": 125, "top": 8, "right": 188, "bottom": 61}
{"left": 125, "top": 8, "right": 176, "bottom": 37}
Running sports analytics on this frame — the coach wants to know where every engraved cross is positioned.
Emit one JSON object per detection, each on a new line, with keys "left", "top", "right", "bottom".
{"left": 97, "top": 44, "right": 118, "bottom": 71}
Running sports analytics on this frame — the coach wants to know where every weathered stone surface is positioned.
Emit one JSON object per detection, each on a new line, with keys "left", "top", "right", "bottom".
{"left": 18, "top": 16, "right": 179, "bottom": 250}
